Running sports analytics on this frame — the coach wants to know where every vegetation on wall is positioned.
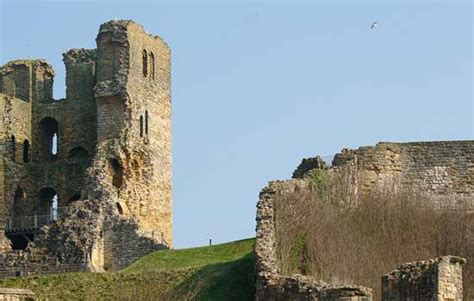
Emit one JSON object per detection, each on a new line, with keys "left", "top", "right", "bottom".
{"left": 288, "top": 234, "right": 309, "bottom": 275}
{"left": 274, "top": 177, "right": 473, "bottom": 301}
{"left": 304, "top": 168, "right": 328, "bottom": 198}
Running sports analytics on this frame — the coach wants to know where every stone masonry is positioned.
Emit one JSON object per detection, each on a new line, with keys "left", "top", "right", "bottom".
{"left": 328, "top": 141, "right": 474, "bottom": 199}
{"left": 0, "top": 20, "right": 172, "bottom": 276}
{"left": 0, "top": 288, "right": 35, "bottom": 301}
{"left": 382, "top": 256, "right": 466, "bottom": 301}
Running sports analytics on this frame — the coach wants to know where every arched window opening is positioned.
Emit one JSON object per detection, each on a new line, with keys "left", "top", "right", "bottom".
{"left": 109, "top": 159, "right": 123, "bottom": 188}
{"left": 37, "top": 188, "right": 58, "bottom": 222}
{"left": 142, "top": 49, "right": 148, "bottom": 77}
{"left": 145, "top": 110, "right": 149, "bottom": 135}
{"left": 23, "top": 139, "right": 30, "bottom": 163}
{"left": 68, "top": 146, "right": 89, "bottom": 159}
{"left": 39, "top": 117, "right": 59, "bottom": 160}
{"left": 149, "top": 52, "right": 155, "bottom": 80}
{"left": 139, "top": 115, "right": 144, "bottom": 137}
{"left": 116, "top": 202, "right": 123, "bottom": 215}
{"left": 10, "top": 135, "right": 16, "bottom": 160}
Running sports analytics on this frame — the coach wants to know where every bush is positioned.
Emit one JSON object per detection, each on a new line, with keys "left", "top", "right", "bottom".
{"left": 305, "top": 169, "right": 328, "bottom": 198}
{"left": 274, "top": 179, "right": 473, "bottom": 301}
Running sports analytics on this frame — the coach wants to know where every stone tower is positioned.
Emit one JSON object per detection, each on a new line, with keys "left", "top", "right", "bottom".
{"left": 94, "top": 20, "right": 172, "bottom": 246}
{"left": 0, "top": 20, "right": 172, "bottom": 275}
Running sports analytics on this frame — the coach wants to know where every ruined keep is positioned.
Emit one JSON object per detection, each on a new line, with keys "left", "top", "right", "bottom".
{"left": 0, "top": 20, "right": 172, "bottom": 275}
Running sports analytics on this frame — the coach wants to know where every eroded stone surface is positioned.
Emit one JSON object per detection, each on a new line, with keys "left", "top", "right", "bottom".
{"left": 382, "top": 256, "right": 466, "bottom": 301}
{"left": 0, "top": 19, "right": 172, "bottom": 276}
{"left": 0, "top": 288, "right": 35, "bottom": 300}
{"left": 330, "top": 141, "right": 474, "bottom": 198}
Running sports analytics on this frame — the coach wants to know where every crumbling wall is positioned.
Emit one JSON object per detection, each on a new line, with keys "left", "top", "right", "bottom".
{"left": 381, "top": 256, "right": 466, "bottom": 301}
{"left": 28, "top": 137, "right": 168, "bottom": 272}
{"left": 102, "top": 219, "right": 167, "bottom": 270}
{"left": 263, "top": 140, "right": 472, "bottom": 300}
{"left": 0, "top": 61, "right": 97, "bottom": 278}
{"left": 329, "top": 141, "right": 474, "bottom": 199}
{"left": 0, "top": 248, "right": 86, "bottom": 278}
{"left": 28, "top": 50, "right": 96, "bottom": 208}
{"left": 0, "top": 60, "right": 54, "bottom": 103}
{"left": 0, "top": 93, "right": 33, "bottom": 249}
{"left": 0, "top": 287, "right": 35, "bottom": 300}
{"left": 0, "top": 141, "right": 167, "bottom": 275}
{"left": 0, "top": 55, "right": 96, "bottom": 222}
{"left": 255, "top": 180, "right": 373, "bottom": 301}
{"left": 85, "top": 139, "right": 169, "bottom": 271}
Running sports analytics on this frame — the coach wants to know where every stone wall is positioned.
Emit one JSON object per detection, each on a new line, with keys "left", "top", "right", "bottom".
{"left": 328, "top": 141, "right": 474, "bottom": 199}
{"left": 102, "top": 219, "right": 167, "bottom": 271}
{"left": 0, "top": 57, "right": 96, "bottom": 229}
{"left": 125, "top": 21, "right": 173, "bottom": 247}
{"left": 0, "top": 288, "right": 35, "bottom": 301}
{"left": 0, "top": 94, "right": 32, "bottom": 219}
{"left": 381, "top": 256, "right": 466, "bottom": 301}
{"left": 0, "top": 245, "right": 86, "bottom": 278}
{"left": 255, "top": 180, "right": 373, "bottom": 301}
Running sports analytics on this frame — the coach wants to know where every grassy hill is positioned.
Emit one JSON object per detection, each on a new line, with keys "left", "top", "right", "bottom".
{"left": 0, "top": 238, "right": 255, "bottom": 300}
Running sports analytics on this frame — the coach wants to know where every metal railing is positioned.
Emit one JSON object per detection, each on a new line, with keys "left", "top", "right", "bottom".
{"left": 5, "top": 207, "right": 64, "bottom": 232}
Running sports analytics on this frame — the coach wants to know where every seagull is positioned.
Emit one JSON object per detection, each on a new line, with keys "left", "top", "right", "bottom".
{"left": 370, "top": 21, "right": 378, "bottom": 29}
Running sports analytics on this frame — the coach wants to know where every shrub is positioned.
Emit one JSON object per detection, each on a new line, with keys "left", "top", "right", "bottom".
{"left": 274, "top": 179, "right": 473, "bottom": 301}
{"left": 305, "top": 169, "right": 328, "bottom": 198}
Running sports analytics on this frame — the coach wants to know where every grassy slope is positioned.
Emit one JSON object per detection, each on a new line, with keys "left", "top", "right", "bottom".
{"left": 0, "top": 238, "right": 255, "bottom": 301}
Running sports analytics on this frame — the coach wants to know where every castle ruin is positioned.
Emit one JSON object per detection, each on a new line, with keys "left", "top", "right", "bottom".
{"left": 0, "top": 20, "right": 172, "bottom": 275}
{"left": 256, "top": 140, "right": 473, "bottom": 300}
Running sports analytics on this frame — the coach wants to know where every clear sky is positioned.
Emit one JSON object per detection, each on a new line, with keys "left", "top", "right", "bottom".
{"left": 0, "top": 0, "right": 472, "bottom": 248}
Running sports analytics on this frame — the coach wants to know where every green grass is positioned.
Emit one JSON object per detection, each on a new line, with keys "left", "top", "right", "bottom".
{"left": 0, "top": 238, "right": 256, "bottom": 301}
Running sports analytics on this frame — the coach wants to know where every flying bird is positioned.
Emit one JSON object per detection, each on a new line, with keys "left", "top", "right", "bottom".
{"left": 370, "top": 21, "right": 378, "bottom": 29}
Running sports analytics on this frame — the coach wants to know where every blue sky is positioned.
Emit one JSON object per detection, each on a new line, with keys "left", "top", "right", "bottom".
{"left": 1, "top": 0, "right": 472, "bottom": 248}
